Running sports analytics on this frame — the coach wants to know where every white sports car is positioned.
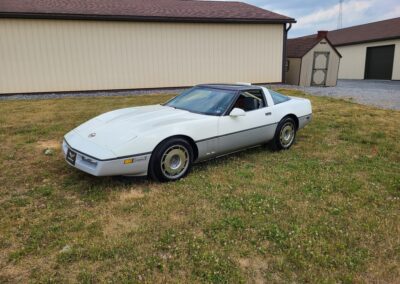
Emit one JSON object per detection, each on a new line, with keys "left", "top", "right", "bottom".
{"left": 63, "top": 84, "right": 312, "bottom": 181}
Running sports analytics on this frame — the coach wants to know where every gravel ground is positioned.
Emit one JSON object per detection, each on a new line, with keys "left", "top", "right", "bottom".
{"left": 1, "top": 79, "right": 399, "bottom": 110}
{"left": 273, "top": 80, "right": 400, "bottom": 110}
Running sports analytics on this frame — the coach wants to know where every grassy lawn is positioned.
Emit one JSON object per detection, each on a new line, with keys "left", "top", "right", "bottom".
{"left": 0, "top": 90, "right": 399, "bottom": 283}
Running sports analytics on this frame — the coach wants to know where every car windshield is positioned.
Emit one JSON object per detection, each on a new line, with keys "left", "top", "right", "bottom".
{"left": 165, "top": 87, "right": 237, "bottom": 116}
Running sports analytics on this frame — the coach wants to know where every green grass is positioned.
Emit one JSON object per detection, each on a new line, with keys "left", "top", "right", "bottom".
{"left": 0, "top": 91, "right": 399, "bottom": 283}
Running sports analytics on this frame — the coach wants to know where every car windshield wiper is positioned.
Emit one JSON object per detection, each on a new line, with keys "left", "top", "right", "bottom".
{"left": 167, "top": 105, "right": 187, "bottom": 112}
{"left": 165, "top": 104, "right": 178, "bottom": 109}
{"left": 166, "top": 105, "right": 216, "bottom": 116}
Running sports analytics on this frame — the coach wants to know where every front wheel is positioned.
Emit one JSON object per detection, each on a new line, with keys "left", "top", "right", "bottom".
{"left": 149, "top": 138, "right": 193, "bottom": 182}
{"left": 270, "top": 117, "right": 297, "bottom": 151}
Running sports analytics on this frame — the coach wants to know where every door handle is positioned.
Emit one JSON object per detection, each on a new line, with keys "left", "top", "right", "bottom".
{"left": 265, "top": 112, "right": 272, "bottom": 116}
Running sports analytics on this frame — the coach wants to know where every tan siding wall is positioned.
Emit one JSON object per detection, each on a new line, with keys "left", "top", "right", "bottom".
{"left": 337, "top": 39, "right": 400, "bottom": 80}
{"left": 0, "top": 19, "right": 284, "bottom": 94}
{"left": 300, "top": 39, "right": 340, "bottom": 87}
{"left": 285, "top": 58, "right": 301, "bottom": 85}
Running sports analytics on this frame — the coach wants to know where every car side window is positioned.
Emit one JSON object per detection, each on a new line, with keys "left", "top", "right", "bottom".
{"left": 232, "top": 90, "right": 266, "bottom": 112}
{"left": 269, "top": 90, "right": 291, "bottom": 105}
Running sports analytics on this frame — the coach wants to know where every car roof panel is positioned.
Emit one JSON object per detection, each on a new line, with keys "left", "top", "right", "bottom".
{"left": 196, "top": 84, "right": 263, "bottom": 91}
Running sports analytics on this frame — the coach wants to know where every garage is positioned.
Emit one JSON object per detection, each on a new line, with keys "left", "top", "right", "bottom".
{"left": 365, "top": 45, "right": 395, "bottom": 80}
{"left": 0, "top": 0, "right": 295, "bottom": 94}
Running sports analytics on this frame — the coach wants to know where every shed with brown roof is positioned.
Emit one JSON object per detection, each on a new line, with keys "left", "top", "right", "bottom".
{"left": 285, "top": 31, "right": 341, "bottom": 87}
{"left": 0, "top": 0, "right": 295, "bottom": 94}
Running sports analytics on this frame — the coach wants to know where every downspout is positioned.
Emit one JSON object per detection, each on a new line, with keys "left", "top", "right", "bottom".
{"left": 282, "top": 23, "right": 292, "bottom": 83}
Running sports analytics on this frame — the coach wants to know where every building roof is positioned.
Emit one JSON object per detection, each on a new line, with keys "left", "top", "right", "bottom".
{"left": 287, "top": 36, "right": 321, "bottom": 58}
{"left": 291, "top": 17, "right": 400, "bottom": 47}
{"left": 0, "top": 0, "right": 295, "bottom": 24}
{"left": 287, "top": 33, "right": 341, "bottom": 58}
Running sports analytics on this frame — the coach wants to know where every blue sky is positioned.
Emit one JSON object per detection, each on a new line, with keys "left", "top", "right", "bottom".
{"left": 216, "top": 0, "right": 400, "bottom": 38}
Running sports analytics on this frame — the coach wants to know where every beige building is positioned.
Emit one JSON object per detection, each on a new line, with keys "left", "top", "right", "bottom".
{"left": 291, "top": 17, "right": 400, "bottom": 82}
{"left": 337, "top": 39, "right": 400, "bottom": 80}
{"left": 0, "top": 0, "right": 295, "bottom": 94}
{"left": 285, "top": 32, "right": 341, "bottom": 87}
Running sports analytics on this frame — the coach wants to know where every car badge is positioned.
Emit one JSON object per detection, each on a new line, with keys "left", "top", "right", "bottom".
{"left": 88, "top": 133, "right": 96, "bottom": 138}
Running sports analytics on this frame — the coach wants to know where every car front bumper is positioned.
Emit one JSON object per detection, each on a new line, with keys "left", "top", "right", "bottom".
{"left": 62, "top": 140, "right": 151, "bottom": 177}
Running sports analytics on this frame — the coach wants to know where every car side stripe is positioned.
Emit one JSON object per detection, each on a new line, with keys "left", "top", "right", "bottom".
{"left": 195, "top": 113, "right": 312, "bottom": 143}
{"left": 195, "top": 122, "right": 278, "bottom": 143}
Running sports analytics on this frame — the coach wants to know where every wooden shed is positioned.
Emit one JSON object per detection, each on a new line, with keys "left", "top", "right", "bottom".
{"left": 285, "top": 31, "right": 341, "bottom": 87}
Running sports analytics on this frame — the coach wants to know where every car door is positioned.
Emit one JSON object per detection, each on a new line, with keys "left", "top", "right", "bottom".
{"left": 217, "top": 89, "right": 276, "bottom": 155}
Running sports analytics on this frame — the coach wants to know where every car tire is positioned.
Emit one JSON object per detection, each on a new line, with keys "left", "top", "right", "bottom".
{"left": 149, "top": 138, "right": 194, "bottom": 182}
{"left": 270, "top": 116, "right": 297, "bottom": 151}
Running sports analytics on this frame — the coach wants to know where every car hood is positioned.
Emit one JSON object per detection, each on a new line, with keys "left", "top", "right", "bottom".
{"left": 67, "top": 104, "right": 200, "bottom": 151}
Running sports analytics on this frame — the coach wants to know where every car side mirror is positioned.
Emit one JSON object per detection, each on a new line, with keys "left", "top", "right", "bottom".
{"left": 230, "top": 108, "right": 246, "bottom": 117}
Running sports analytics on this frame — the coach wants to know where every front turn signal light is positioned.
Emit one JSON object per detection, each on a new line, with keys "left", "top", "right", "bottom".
{"left": 124, "top": 159, "right": 134, "bottom": 165}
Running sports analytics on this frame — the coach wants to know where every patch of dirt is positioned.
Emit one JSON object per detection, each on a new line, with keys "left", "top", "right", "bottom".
{"left": 238, "top": 258, "right": 250, "bottom": 268}
{"left": 169, "top": 212, "right": 186, "bottom": 222}
{"left": 192, "top": 229, "right": 205, "bottom": 238}
{"left": 238, "top": 257, "right": 269, "bottom": 284}
{"left": 356, "top": 260, "right": 400, "bottom": 283}
{"left": 0, "top": 265, "right": 30, "bottom": 283}
{"left": 119, "top": 190, "right": 145, "bottom": 201}
{"left": 0, "top": 253, "right": 53, "bottom": 283}
{"left": 37, "top": 140, "right": 61, "bottom": 150}
{"left": 103, "top": 214, "right": 139, "bottom": 237}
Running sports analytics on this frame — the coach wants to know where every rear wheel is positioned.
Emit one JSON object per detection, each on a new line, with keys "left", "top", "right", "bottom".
{"left": 270, "top": 117, "right": 297, "bottom": 150}
{"left": 149, "top": 138, "right": 193, "bottom": 182}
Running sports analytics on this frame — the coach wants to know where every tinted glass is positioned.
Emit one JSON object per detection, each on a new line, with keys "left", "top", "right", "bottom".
{"left": 269, "top": 90, "right": 291, "bottom": 105}
{"left": 245, "top": 90, "right": 266, "bottom": 108}
{"left": 165, "top": 87, "right": 236, "bottom": 115}
{"left": 233, "top": 91, "right": 265, "bottom": 112}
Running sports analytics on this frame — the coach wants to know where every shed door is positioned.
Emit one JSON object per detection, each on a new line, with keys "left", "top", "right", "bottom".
{"left": 311, "top": 52, "right": 330, "bottom": 86}
{"left": 364, "top": 45, "right": 395, "bottom": 80}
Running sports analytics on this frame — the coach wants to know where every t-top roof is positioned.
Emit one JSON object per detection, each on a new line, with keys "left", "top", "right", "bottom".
{"left": 0, "top": 0, "right": 295, "bottom": 24}
{"left": 291, "top": 17, "right": 400, "bottom": 47}
{"left": 197, "top": 84, "right": 262, "bottom": 91}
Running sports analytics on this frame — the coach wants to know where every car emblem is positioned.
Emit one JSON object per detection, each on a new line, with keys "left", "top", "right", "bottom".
{"left": 88, "top": 133, "right": 96, "bottom": 138}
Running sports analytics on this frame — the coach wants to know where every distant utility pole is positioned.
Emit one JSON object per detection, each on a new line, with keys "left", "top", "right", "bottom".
{"left": 337, "top": 0, "right": 344, "bottom": 29}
